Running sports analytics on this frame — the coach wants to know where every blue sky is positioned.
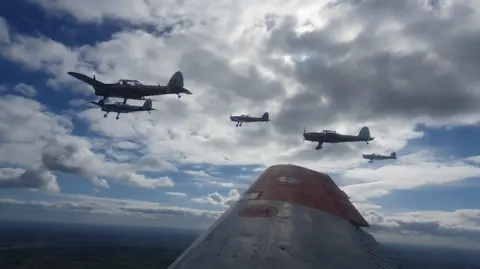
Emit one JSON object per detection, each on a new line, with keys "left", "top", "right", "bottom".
{"left": 1, "top": 0, "right": 480, "bottom": 249}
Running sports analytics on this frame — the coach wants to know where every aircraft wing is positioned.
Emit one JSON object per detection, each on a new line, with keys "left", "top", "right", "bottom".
{"left": 167, "top": 164, "right": 398, "bottom": 269}
{"left": 68, "top": 72, "right": 105, "bottom": 88}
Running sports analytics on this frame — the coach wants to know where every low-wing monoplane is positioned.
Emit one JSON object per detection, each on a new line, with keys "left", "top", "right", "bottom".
{"left": 303, "top": 126, "right": 374, "bottom": 150}
{"left": 230, "top": 112, "right": 270, "bottom": 127}
{"left": 67, "top": 71, "right": 192, "bottom": 104}
{"left": 363, "top": 152, "right": 397, "bottom": 163}
{"left": 90, "top": 99, "right": 156, "bottom": 120}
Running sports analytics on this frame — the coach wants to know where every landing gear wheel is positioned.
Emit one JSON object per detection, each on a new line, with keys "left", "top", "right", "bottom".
{"left": 316, "top": 144, "right": 323, "bottom": 150}
{"left": 116, "top": 116, "right": 119, "bottom": 120}
{"left": 178, "top": 94, "right": 181, "bottom": 98}
{"left": 104, "top": 114, "right": 108, "bottom": 118}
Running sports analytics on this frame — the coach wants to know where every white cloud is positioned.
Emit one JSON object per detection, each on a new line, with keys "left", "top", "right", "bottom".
{"left": 183, "top": 169, "right": 249, "bottom": 189}
{"left": 13, "top": 83, "right": 37, "bottom": 97}
{"left": 0, "top": 16, "right": 9, "bottom": 44}
{"left": 40, "top": 136, "right": 177, "bottom": 189}
{"left": 359, "top": 204, "right": 480, "bottom": 249}
{"left": 0, "top": 194, "right": 222, "bottom": 229}
{"left": 165, "top": 192, "right": 188, "bottom": 197}
{"left": 191, "top": 189, "right": 240, "bottom": 207}
{"left": 0, "top": 167, "right": 59, "bottom": 192}
{"left": 0, "top": 94, "right": 176, "bottom": 190}
{"left": 342, "top": 157, "right": 480, "bottom": 201}
{"left": 0, "top": 94, "right": 72, "bottom": 167}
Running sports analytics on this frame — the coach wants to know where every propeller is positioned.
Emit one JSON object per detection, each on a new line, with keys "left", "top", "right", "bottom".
{"left": 303, "top": 127, "right": 306, "bottom": 143}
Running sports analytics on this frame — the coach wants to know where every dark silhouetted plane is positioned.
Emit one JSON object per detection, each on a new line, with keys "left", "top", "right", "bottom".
{"left": 363, "top": 152, "right": 397, "bottom": 163}
{"left": 303, "top": 126, "right": 374, "bottom": 150}
{"left": 230, "top": 112, "right": 270, "bottom": 127}
{"left": 68, "top": 71, "right": 192, "bottom": 104}
{"left": 90, "top": 98, "right": 155, "bottom": 120}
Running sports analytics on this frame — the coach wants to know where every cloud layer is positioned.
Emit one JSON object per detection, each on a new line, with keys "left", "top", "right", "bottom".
{"left": 0, "top": 0, "right": 479, "bottom": 248}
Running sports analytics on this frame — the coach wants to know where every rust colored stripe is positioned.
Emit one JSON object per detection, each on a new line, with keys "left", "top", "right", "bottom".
{"left": 244, "top": 164, "right": 369, "bottom": 227}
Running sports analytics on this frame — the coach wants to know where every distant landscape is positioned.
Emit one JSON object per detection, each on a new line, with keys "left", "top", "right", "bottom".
{"left": 0, "top": 220, "right": 479, "bottom": 269}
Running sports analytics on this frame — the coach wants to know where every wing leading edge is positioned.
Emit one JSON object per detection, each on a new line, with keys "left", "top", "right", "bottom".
{"left": 167, "top": 164, "right": 398, "bottom": 269}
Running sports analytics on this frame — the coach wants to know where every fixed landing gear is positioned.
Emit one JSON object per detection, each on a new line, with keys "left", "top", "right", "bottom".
{"left": 369, "top": 160, "right": 373, "bottom": 163}
{"left": 365, "top": 141, "right": 369, "bottom": 145}
{"left": 315, "top": 142, "right": 323, "bottom": 150}
{"left": 116, "top": 112, "right": 120, "bottom": 120}
{"left": 236, "top": 122, "right": 242, "bottom": 127}
{"left": 177, "top": 94, "right": 181, "bottom": 98}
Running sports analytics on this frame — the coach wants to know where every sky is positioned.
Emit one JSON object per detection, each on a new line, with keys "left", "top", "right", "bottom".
{"left": 0, "top": 0, "right": 479, "bottom": 250}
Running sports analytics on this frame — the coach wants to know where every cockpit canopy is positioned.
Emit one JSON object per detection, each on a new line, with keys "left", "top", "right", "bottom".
{"left": 322, "top": 130, "right": 337, "bottom": 134}
{"left": 117, "top": 79, "right": 142, "bottom": 86}
{"left": 240, "top": 114, "right": 249, "bottom": 117}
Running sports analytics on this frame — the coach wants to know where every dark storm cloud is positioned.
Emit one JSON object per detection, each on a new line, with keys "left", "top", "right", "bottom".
{"left": 263, "top": 2, "right": 480, "bottom": 135}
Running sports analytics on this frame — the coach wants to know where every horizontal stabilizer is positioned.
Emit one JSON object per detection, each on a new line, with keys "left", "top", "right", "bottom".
{"left": 89, "top": 101, "right": 102, "bottom": 107}
{"left": 68, "top": 72, "right": 105, "bottom": 88}
{"left": 143, "top": 99, "right": 153, "bottom": 109}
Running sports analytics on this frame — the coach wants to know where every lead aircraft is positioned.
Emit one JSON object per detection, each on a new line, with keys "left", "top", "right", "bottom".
{"left": 67, "top": 71, "right": 192, "bottom": 105}
{"left": 90, "top": 99, "right": 155, "bottom": 120}
{"left": 303, "top": 126, "right": 374, "bottom": 150}
{"left": 363, "top": 152, "right": 397, "bottom": 163}
{"left": 166, "top": 164, "right": 398, "bottom": 269}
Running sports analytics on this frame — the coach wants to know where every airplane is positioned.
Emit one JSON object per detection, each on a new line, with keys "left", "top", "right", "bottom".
{"left": 90, "top": 98, "right": 156, "bottom": 120}
{"left": 67, "top": 71, "right": 192, "bottom": 104}
{"left": 363, "top": 152, "right": 397, "bottom": 163}
{"left": 166, "top": 164, "right": 399, "bottom": 269}
{"left": 303, "top": 126, "right": 374, "bottom": 150}
{"left": 230, "top": 112, "right": 270, "bottom": 127}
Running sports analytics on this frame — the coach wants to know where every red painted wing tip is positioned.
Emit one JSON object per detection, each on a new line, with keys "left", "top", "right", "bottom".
{"left": 245, "top": 164, "right": 370, "bottom": 227}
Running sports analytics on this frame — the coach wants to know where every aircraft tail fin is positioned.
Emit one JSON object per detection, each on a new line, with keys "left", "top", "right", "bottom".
{"left": 168, "top": 71, "right": 184, "bottom": 88}
{"left": 143, "top": 99, "right": 153, "bottom": 109}
{"left": 261, "top": 112, "right": 270, "bottom": 121}
{"left": 391, "top": 152, "right": 397, "bottom": 159}
{"left": 358, "top": 126, "right": 371, "bottom": 139}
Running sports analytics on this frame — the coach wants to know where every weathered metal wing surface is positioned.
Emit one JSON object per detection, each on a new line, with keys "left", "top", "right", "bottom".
{"left": 167, "top": 164, "right": 398, "bottom": 269}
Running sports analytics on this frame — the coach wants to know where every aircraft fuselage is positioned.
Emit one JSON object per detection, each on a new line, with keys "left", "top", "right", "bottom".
{"left": 362, "top": 154, "right": 395, "bottom": 160}
{"left": 230, "top": 112, "right": 270, "bottom": 127}
{"left": 94, "top": 103, "right": 149, "bottom": 113}
{"left": 303, "top": 127, "right": 374, "bottom": 150}
{"left": 67, "top": 71, "right": 192, "bottom": 102}
{"left": 304, "top": 133, "right": 374, "bottom": 143}
{"left": 93, "top": 84, "right": 190, "bottom": 100}
{"left": 90, "top": 100, "right": 154, "bottom": 120}
{"left": 230, "top": 116, "right": 266, "bottom": 123}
